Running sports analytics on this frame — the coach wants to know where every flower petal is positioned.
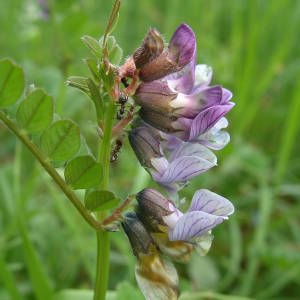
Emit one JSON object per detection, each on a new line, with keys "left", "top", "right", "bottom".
{"left": 169, "top": 211, "right": 224, "bottom": 241}
{"left": 169, "top": 142, "right": 217, "bottom": 166}
{"left": 158, "top": 156, "right": 216, "bottom": 184}
{"left": 168, "top": 23, "right": 196, "bottom": 67}
{"left": 189, "top": 103, "right": 235, "bottom": 140}
{"left": 170, "top": 85, "right": 223, "bottom": 118}
{"left": 134, "top": 81, "right": 177, "bottom": 113}
{"left": 198, "top": 129, "right": 230, "bottom": 150}
{"left": 165, "top": 57, "right": 196, "bottom": 94}
{"left": 189, "top": 189, "right": 234, "bottom": 217}
{"left": 160, "top": 133, "right": 183, "bottom": 151}
{"left": 194, "top": 231, "right": 214, "bottom": 256}
{"left": 196, "top": 117, "right": 230, "bottom": 150}
{"left": 221, "top": 88, "right": 233, "bottom": 104}
{"left": 194, "top": 64, "right": 213, "bottom": 86}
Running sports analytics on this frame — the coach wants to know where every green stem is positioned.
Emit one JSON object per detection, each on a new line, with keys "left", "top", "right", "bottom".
{"left": 0, "top": 253, "right": 22, "bottom": 300}
{"left": 94, "top": 102, "right": 116, "bottom": 300}
{"left": 0, "top": 110, "right": 101, "bottom": 231}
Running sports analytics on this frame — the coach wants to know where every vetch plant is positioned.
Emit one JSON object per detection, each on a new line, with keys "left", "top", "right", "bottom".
{"left": 0, "top": 1, "right": 235, "bottom": 299}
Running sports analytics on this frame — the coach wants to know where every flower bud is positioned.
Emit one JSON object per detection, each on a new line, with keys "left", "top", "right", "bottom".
{"left": 128, "top": 126, "right": 163, "bottom": 169}
{"left": 122, "top": 212, "right": 154, "bottom": 257}
{"left": 139, "top": 108, "right": 180, "bottom": 134}
{"left": 134, "top": 81, "right": 177, "bottom": 114}
{"left": 136, "top": 189, "right": 175, "bottom": 232}
{"left": 133, "top": 28, "right": 164, "bottom": 69}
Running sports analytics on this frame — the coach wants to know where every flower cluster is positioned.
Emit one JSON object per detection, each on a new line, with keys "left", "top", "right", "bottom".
{"left": 128, "top": 23, "right": 234, "bottom": 196}
{"left": 120, "top": 23, "right": 235, "bottom": 300}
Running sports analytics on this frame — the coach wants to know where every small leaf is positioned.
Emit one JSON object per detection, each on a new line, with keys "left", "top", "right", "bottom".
{"left": 99, "top": 62, "right": 116, "bottom": 91}
{"left": 110, "top": 43, "right": 123, "bottom": 65}
{"left": 106, "top": 36, "right": 117, "bottom": 50}
{"left": 0, "top": 58, "right": 24, "bottom": 107}
{"left": 81, "top": 35, "right": 102, "bottom": 59}
{"left": 40, "top": 120, "right": 80, "bottom": 161}
{"left": 16, "top": 88, "right": 53, "bottom": 133}
{"left": 99, "top": 36, "right": 123, "bottom": 65}
{"left": 84, "top": 58, "right": 100, "bottom": 81}
{"left": 64, "top": 155, "right": 103, "bottom": 189}
{"left": 84, "top": 190, "right": 120, "bottom": 211}
{"left": 66, "top": 76, "right": 91, "bottom": 96}
{"left": 86, "top": 78, "right": 104, "bottom": 118}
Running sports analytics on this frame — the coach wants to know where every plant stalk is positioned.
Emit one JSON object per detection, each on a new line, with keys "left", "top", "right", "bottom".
{"left": 93, "top": 102, "right": 116, "bottom": 300}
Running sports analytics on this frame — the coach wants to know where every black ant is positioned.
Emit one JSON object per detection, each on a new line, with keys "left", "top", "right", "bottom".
{"left": 110, "top": 139, "right": 123, "bottom": 163}
{"left": 117, "top": 92, "right": 128, "bottom": 120}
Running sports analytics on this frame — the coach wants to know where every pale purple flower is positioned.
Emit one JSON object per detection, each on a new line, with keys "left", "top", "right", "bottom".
{"left": 136, "top": 188, "right": 234, "bottom": 255}
{"left": 129, "top": 125, "right": 217, "bottom": 195}
{"left": 163, "top": 189, "right": 234, "bottom": 241}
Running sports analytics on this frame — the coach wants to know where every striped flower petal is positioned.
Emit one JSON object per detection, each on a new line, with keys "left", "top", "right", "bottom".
{"left": 169, "top": 211, "right": 224, "bottom": 241}
{"left": 189, "top": 189, "right": 234, "bottom": 217}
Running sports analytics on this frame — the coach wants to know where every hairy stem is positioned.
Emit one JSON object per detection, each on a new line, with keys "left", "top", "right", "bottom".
{"left": 0, "top": 110, "right": 102, "bottom": 231}
{"left": 94, "top": 102, "right": 116, "bottom": 300}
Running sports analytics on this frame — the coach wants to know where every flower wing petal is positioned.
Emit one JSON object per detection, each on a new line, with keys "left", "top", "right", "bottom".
{"left": 169, "top": 211, "right": 224, "bottom": 241}
{"left": 194, "top": 64, "right": 213, "bottom": 86}
{"left": 169, "top": 142, "right": 217, "bottom": 166}
{"left": 221, "top": 88, "right": 233, "bottom": 104}
{"left": 198, "top": 130, "right": 230, "bottom": 150}
{"left": 189, "top": 189, "right": 234, "bottom": 217}
{"left": 189, "top": 103, "right": 235, "bottom": 140}
{"left": 166, "top": 57, "right": 196, "bottom": 94}
{"left": 158, "top": 156, "right": 216, "bottom": 184}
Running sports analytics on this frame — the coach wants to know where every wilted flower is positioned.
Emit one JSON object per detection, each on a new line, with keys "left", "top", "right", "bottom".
{"left": 133, "top": 28, "right": 164, "bottom": 69}
{"left": 129, "top": 124, "right": 216, "bottom": 195}
{"left": 122, "top": 212, "right": 179, "bottom": 300}
{"left": 137, "top": 188, "right": 234, "bottom": 256}
{"left": 133, "top": 24, "right": 196, "bottom": 82}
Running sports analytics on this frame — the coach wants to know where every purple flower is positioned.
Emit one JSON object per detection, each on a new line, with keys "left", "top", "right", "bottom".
{"left": 163, "top": 189, "right": 234, "bottom": 242}
{"left": 129, "top": 125, "right": 217, "bottom": 195}
{"left": 136, "top": 188, "right": 234, "bottom": 256}
{"left": 133, "top": 24, "right": 234, "bottom": 143}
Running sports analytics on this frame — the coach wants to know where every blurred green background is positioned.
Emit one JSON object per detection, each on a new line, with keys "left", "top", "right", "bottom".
{"left": 1, "top": 0, "right": 300, "bottom": 299}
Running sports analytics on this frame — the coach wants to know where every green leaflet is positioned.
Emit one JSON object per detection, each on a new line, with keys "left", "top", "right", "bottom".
{"left": 64, "top": 155, "right": 103, "bottom": 189}
{"left": 40, "top": 119, "right": 81, "bottom": 161}
{"left": 16, "top": 88, "right": 53, "bottom": 134}
{"left": 0, "top": 58, "right": 24, "bottom": 107}
{"left": 84, "top": 189, "right": 119, "bottom": 212}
